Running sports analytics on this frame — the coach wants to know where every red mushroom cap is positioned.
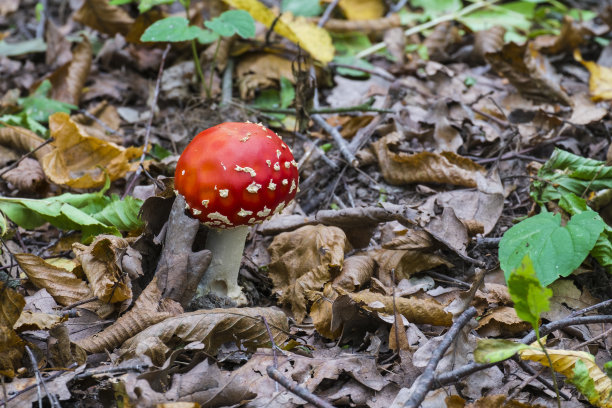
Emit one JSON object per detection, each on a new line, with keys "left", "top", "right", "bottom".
{"left": 174, "top": 122, "right": 299, "bottom": 229}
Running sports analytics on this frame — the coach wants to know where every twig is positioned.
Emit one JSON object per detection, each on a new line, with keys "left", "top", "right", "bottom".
{"left": 1, "top": 364, "right": 77, "bottom": 405}
{"left": 76, "top": 109, "right": 120, "bottom": 136}
{"left": 510, "top": 358, "right": 571, "bottom": 401}
{"left": 25, "top": 345, "right": 61, "bottom": 408}
{"left": 311, "top": 114, "right": 358, "bottom": 167}
{"left": 400, "top": 306, "right": 477, "bottom": 408}
{"left": 256, "top": 103, "right": 394, "bottom": 115}
{"left": 260, "top": 315, "right": 279, "bottom": 368}
{"left": 74, "top": 364, "right": 148, "bottom": 380}
{"left": 570, "top": 298, "right": 612, "bottom": 317}
{"left": 318, "top": 0, "right": 340, "bottom": 28}
{"left": 61, "top": 296, "right": 99, "bottom": 310}
{"left": 221, "top": 58, "right": 234, "bottom": 107}
{"left": 0, "top": 138, "right": 54, "bottom": 178}
{"left": 123, "top": 43, "right": 171, "bottom": 199}
{"left": 329, "top": 62, "right": 395, "bottom": 81}
{"left": 266, "top": 366, "right": 335, "bottom": 408}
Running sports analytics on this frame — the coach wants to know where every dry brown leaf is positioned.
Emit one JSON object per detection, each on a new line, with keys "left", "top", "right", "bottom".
{"left": 519, "top": 345, "right": 612, "bottom": 407}
{"left": 0, "top": 280, "right": 25, "bottom": 328}
{"left": 268, "top": 225, "right": 350, "bottom": 323}
{"left": 48, "top": 324, "right": 87, "bottom": 368}
{"left": 333, "top": 254, "right": 376, "bottom": 292}
{"left": 371, "top": 132, "right": 491, "bottom": 188}
{"left": 535, "top": 16, "right": 592, "bottom": 55}
{"left": 13, "top": 310, "right": 66, "bottom": 332}
{"left": 45, "top": 18, "right": 72, "bottom": 68}
{"left": 382, "top": 229, "right": 434, "bottom": 250}
{"left": 348, "top": 289, "right": 452, "bottom": 326}
{"left": 47, "top": 35, "right": 92, "bottom": 106}
{"left": 1, "top": 157, "right": 45, "bottom": 192}
{"left": 423, "top": 21, "right": 461, "bottom": 62}
{"left": 372, "top": 248, "right": 452, "bottom": 286}
{"left": 76, "top": 277, "right": 179, "bottom": 353}
{"left": 383, "top": 27, "right": 405, "bottom": 65}
{"left": 42, "top": 112, "right": 142, "bottom": 188}
{"left": 73, "top": 0, "right": 134, "bottom": 37}
{"left": 309, "top": 283, "right": 341, "bottom": 339}
{"left": 72, "top": 235, "right": 132, "bottom": 304}
{"left": 0, "top": 0, "right": 19, "bottom": 15}
{"left": 569, "top": 93, "right": 607, "bottom": 125}
{"left": 119, "top": 307, "right": 289, "bottom": 365}
{"left": 0, "top": 325, "right": 24, "bottom": 378}
{"left": 430, "top": 100, "right": 463, "bottom": 153}
{"left": 453, "top": 394, "right": 547, "bottom": 408}
{"left": 14, "top": 253, "right": 114, "bottom": 318}
{"left": 72, "top": 100, "right": 122, "bottom": 143}
{"left": 472, "top": 26, "right": 505, "bottom": 63}
{"left": 0, "top": 126, "right": 52, "bottom": 161}
{"left": 326, "top": 115, "right": 375, "bottom": 139}
{"left": 485, "top": 42, "right": 571, "bottom": 105}
{"left": 476, "top": 306, "right": 530, "bottom": 337}
{"left": 236, "top": 54, "right": 295, "bottom": 100}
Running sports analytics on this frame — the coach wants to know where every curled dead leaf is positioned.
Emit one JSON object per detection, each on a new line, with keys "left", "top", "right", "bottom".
{"left": 73, "top": 0, "right": 134, "bottom": 37}
{"left": 372, "top": 248, "right": 452, "bottom": 286}
{"left": 71, "top": 100, "right": 122, "bottom": 144}
{"left": 0, "top": 280, "right": 25, "bottom": 327}
{"left": 47, "top": 35, "right": 92, "bottom": 106}
{"left": 42, "top": 112, "right": 142, "bottom": 188}
{"left": 267, "top": 225, "right": 350, "bottom": 323}
{"left": 0, "top": 126, "right": 52, "bottom": 161}
{"left": 13, "top": 310, "right": 66, "bottom": 332}
{"left": 333, "top": 254, "right": 376, "bottom": 292}
{"left": 119, "top": 307, "right": 289, "bottom": 365}
{"left": 0, "top": 325, "right": 24, "bottom": 378}
{"left": 72, "top": 235, "right": 133, "bottom": 304}
{"left": 1, "top": 158, "right": 45, "bottom": 192}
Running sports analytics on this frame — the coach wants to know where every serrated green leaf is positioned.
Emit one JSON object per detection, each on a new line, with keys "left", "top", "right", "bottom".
{"left": 281, "top": 0, "right": 322, "bottom": 17}
{"left": 140, "top": 17, "right": 218, "bottom": 44}
{"left": 569, "top": 360, "right": 598, "bottom": 403}
{"left": 205, "top": 10, "right": 255, "bottom": 39}
{"left": 474, "top": 339, "right": 529, "bottom": 363}
{"left": 138, "top": 0, "right": 174, "bottom": 13}
{"left": 508, "top": 255, "right": 552, "bottom": 332}
{"left": 499, "top": 210, "right": 605, "bottom": 286}
{"left": 279, "top": 77, "right": 295, "bottom": 109}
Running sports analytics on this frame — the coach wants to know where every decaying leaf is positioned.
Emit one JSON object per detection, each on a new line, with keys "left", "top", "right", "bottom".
{"left": 119, "top": 307, "right": 289, "bottom": 365}
{"left": 0, "top": 126, "right": 52, "bottom": 160}
{"left": 42, "top": 112, "right": 142, "bottom": 188}
{"left": 71, "top": 100, "right": 122, "bottom": 143}
{"left": 235, "top": 54, "right": 295, "bottom": 100}
{"left": 76, "top": 277, "right": 180, "bottom": 354}
{"left": 485, "top": 42, "right": 571, "bottom": 105}
{"left": 447, "top": 394, "right": 548, "bottom": 407}
{"left": 1, "top": 157, "right": 45, "bottom": 192}
{"left": 47, "top": 35, "right": 92, "bottom": 106}
{"left": 346, "top": 289, "right": 453, "bottom": 326}
{"left": 13, "top": 310, "right": 66, "bottom": 332}
{"left": 223, "top": 0, "right": 334, "bottom": 63}
{"left": 476, "top": 306, "right": 531, "bottom": 337}
{"left": 333, "top": 254, "right": 376, "bottom": 292}
{"left": 48, "top": 324, "right": 87, "bottom": 367}
{"left": 371, "top": 132, "right": 492, "bottom": 188}
{"left": 72, "top": 235, "right": 132, "bottom": 304}
{"left": 73, "top": 0, "right": 134, "bottom": 37}
{"left": 372, "top": 248, "right": 452, "bottom": 285}
{"left": 0, "top": 325, "right": 25, "bottom": 378}
{"left": 267, "top": 225, "right": 350, "bottom": 322}
{"left": 14, "top": 253, "right": 115, "bottom": 318}
{"left": 309, "top": 283, "right": 342, "bottom": 339}
{"left": 519, "top": 345, "right": 612, "bottom": 407}
{"left": 0, "top": 280, "right": 25, "bottom": 327}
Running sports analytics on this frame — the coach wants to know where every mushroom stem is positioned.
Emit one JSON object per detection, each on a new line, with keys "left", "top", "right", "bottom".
{"left": 198, "top": 225, "right": 249, "bottom": 305}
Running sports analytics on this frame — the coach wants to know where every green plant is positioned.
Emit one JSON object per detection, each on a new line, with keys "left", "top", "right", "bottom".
{"left": 140, "top": 7, "right": 255, "bottom": 98}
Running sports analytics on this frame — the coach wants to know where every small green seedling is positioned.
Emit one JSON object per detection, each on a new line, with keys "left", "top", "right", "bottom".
{"left": 141, "top": 8, "right": 255, "bottom": 98}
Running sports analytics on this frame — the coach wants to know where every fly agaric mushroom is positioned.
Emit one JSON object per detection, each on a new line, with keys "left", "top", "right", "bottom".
{"left": 174, "top": 122, "right": 299, "bottom": 304}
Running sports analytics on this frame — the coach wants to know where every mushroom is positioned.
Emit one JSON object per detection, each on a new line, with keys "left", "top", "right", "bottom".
{"left": 174, "top": 122, "right": 299, "bottom": 304}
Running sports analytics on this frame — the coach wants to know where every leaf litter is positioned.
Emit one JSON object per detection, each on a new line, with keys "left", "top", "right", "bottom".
{"left": 1, "top": 0, "right": 612, "bottom": 407}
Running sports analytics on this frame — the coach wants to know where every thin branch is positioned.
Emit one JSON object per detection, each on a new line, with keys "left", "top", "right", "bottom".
{"left": 400, "top": 306, "right": 477, "bottom": 408}
{"left": 123, "top": 43, "right": 171, "bottom": 199}
{"left": 256, "top": 102, "right": 394, "bottom": 115}
{"left": 267, "top": 366, "right": 335, "bottom": 408}
{"left": 1, "top": 364, "right": 77, "bottom": 405}
{"left": 318, "top": 0, "right": 340, "bottom": 28}
{"left": 25, "top": 345, "right": 61, "bottom": 408}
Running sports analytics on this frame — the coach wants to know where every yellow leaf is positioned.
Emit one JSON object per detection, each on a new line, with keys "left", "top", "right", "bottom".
{"left": 42, "top": 112, "right": 142, "bottom": 188}
{"left": 520, "top": 344, "right": 612, "bottom": 407}
{"left": 338, "top": 0, "right": 385, "bottom": 21}
{"left": 574, "top": 49, "right": 612, "bottom": 102}
{"left": 222, "top": 0, "right": 334, "bottom": 63}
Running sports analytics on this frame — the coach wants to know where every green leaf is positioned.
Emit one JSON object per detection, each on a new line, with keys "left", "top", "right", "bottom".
{"left": 281, "top": 0, "right": 322, "bottom": 17}
{"left": 411, "top": 0, "right": 461, "bottom": 17}
{"left": 474, "top": 339, "right": 529, "bottom": 363}
{"left": 0, "top": 112, "right": 47, "bottom": 136}
{"left": 138, "top": 0, "right": 174, "bottom": 13}
{"left": 604, "top": 360, "right": 612, "bottom": 379}
{"left": 0, "top": 38, "right": 46, "bottom": 56}
{"left": 532, "top": 148, "right": 612, "bottom": 204}
{"left": 332, "top": 32, "right": 372, "bottom": 56}
{"left": 569, "top": 360, "right": 598, "bottom": 403}
{"left": 507, "top": 255, "right": 552, "bottom": 332}
{"left": 459, "top": 2, "right": 534, "bottom": 32}
{"left": 279, "top": 77, "right": 295, "bottom": 109}
{"left": 140, "top": 17, "right": 218, "bottom": 44}
{"left": 0, "top": 189, "right": 143, "bottom": 243}
{"left": 19, "top": 80, "right": 77, "bottom": 123}
{"left": 109, "top": 0, "right": 133, "bottom": 5}
{"left": 205, "top": 10, "right": 255, "bottom": 39}
{"left": 333, "top": 55, "right": 375, "bottom": 78}
{"left": 499, "top": 210, "right": 605, "bottom": 286}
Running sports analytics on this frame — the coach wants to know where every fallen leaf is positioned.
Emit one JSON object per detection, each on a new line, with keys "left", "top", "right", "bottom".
{"left": 42, "top": 112, "right": 142, "bottom": 188}
{"left": 476, "top": 306, "right": 531, "bottom": 337}
{"left": 119, "top": 307, "right": 289, "bottom": 365}
{"left": 1, "top": 157, "right": 45, "bottom": 192}
{"left": 333, "top": 254, "right": 376, "bottom": 292}
{"left": 223, "top": 0, "right": 334, "bottom": 63}
{"left": 13, "top": 310, "right": 66, "bottom": 332}
{"left": 372, "top": 248, "right": 453, "bottom": 286}
{"left": 0, "top": 280, "right": 25, "bottom": 328}
{"left": 575, "top": 48, "right": 612, "bottom": 102}
{"left": 338, "top": 0, "right": 385, "bottom": 20}
{"left": 71, "top": 100, "right": 122, "bottom": 144}
{"left": 0, "top": 325, "right": 24, "bottom": 378}
{"left": 47, "top": 35, "right": 92, "bottom": 106}
{"left": 73, "top": 0, "right": 134, "bottom": 37}
{"left": 268, "top": 225, "right": 350, "bottom": 322}
{"left": 0, "top": 126, "right": 52, "bottom": 160}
